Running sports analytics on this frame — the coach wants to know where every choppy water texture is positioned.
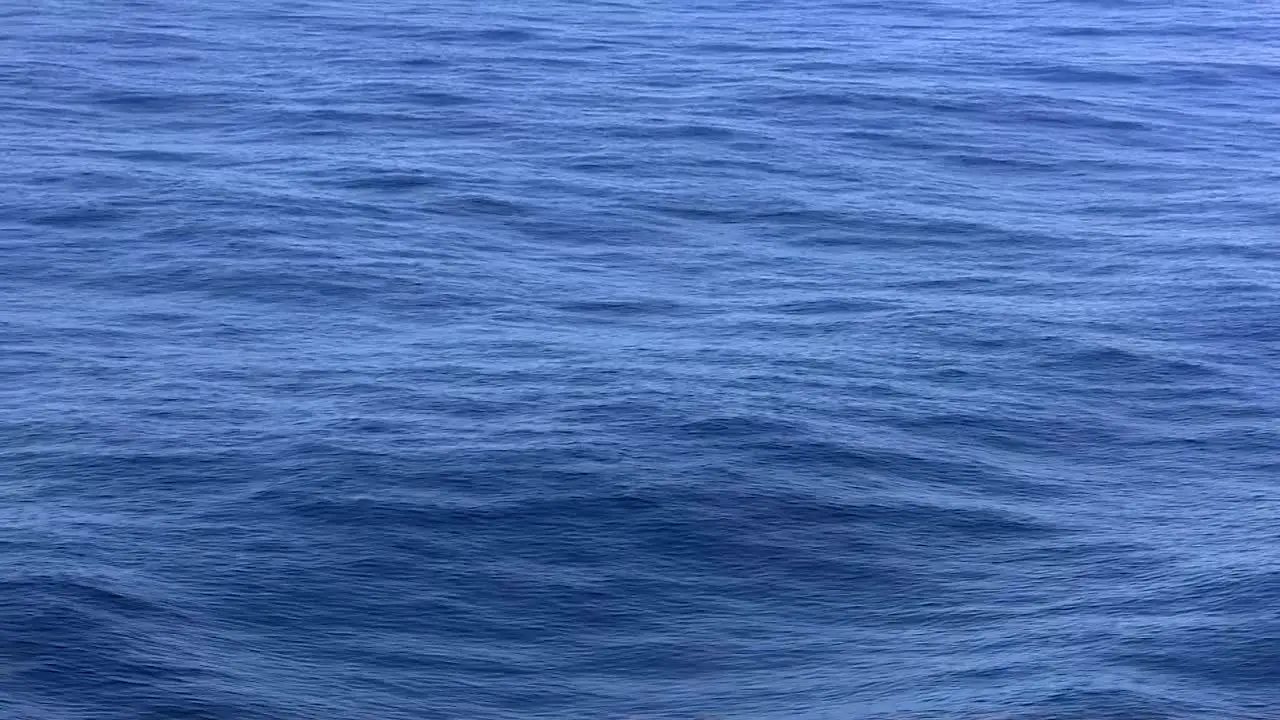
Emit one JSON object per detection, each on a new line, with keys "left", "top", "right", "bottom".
{"left": 2, "top": 0, "right": 1279, "bottom": 718}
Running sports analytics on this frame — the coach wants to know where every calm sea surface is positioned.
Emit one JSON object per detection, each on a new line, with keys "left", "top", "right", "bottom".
{"left": 2, "top": 0, "right": 1278, "bottom": 718}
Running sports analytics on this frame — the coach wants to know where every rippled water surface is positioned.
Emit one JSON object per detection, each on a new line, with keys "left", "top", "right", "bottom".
{"left": 2, "top": 0, "right": 1278, "bottom": 718}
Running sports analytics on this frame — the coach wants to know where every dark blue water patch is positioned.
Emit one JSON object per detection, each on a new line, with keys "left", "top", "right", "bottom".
{"left": 27, "top": 204, "right": 136, "bottom": 228}
{"left": 1011, "top": 64, "right": 1148, "bottom": 86}
{"left": 327, "top": 171, "right": 449, "bottom": 192}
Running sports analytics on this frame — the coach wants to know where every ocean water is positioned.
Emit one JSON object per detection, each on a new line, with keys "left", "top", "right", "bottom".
{"left": 2, "top": 0, "right": 1278, "bottom": 717}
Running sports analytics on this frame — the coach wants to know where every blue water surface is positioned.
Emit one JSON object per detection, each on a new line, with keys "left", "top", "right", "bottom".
{"left": 2, "top": 0, "right": 1278, "bottom": 717}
